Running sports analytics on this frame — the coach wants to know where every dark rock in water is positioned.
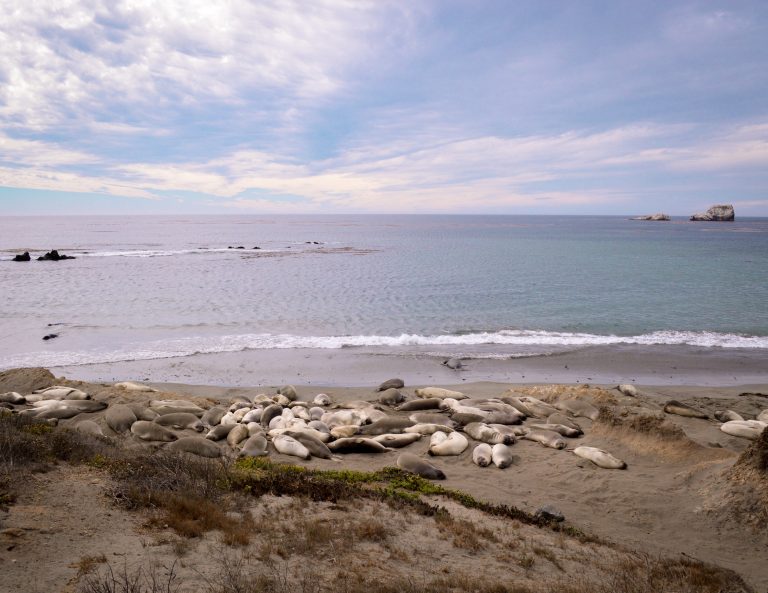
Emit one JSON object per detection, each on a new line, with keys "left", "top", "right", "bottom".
{"left": 37, "top": 250, "right": 75, "bottom": 261}
{"left": 253, "top": 246, "right": 261, "bottom": 250}
{"left": 630, "top": 213, "right": 670, "bottom": 221}
{"left": 42, "top": 333, "right": 59, "bottom": 341}
{"left": 376, "top": 378, "right": 405, "bottom": 392}
{"left": 12, "top": 252, "right": 31, "bottom": 262}
{"left": 442, "top": 358, "right": 463, "bottom": 370}
{"left": 535, "top": 505, "right": 565, "bottom": 523}
{"left": 690, "top": 204, "right": 735, "bottom": 221}
{"left": 236, "top": 246, "right": 244, "bottom": 249}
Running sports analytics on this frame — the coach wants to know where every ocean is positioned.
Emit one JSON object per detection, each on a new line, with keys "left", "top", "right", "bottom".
{"left": 1, "top": 214, "right": 767, "bottom": 372}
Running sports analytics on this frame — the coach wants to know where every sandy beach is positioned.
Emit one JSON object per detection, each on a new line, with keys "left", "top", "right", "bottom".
{"left": 1, "top": 365, "right": 767, "bottom": 592}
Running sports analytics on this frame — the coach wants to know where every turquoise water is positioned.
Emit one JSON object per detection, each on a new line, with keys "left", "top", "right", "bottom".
{"left": 0, "top": 215, "right": 766, "bottom": 368}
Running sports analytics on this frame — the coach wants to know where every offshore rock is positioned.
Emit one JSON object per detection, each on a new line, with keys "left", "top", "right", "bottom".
{"left": 630, "top": 213, "right": 670, "bottom": 221}
{"left": 12, "top": 252, "right": 31, "bottom": 261}
{"left": 690, "top": 204, "right": 735, "bottom": 221}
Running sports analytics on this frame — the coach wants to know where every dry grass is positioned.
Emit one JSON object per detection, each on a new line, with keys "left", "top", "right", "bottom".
{"left": 434, "top": 510, "right": 498, "bottom": 550}
{"left": 79, "top": 560, "right": 181, "bottom": 593}
{"left": 515, "top": 384, "right": 618, "bottom": 406}
{"left": 72, "top": 554, "right": 108, "bottom": 578}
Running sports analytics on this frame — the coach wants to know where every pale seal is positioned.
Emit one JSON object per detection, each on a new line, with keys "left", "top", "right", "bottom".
{"left": 154, "top": 412, "right": 204, "bottom": 432}
{"left": 114, "top": 381, "right": 157, "bottom": 392}
{"left": 106, "top": 404, "right": 138, "bottom": 433}
{"left": 273, "top": 434, "right": 311, "bottom": 459}
{"left": 313, "top": 393, "right": 331, "bottom": 406}
{"left": 285, "top": 430, "right": 333, "bottom": 459}
{"left": 414, "top": 387, "right": 467, "bottom": 400}
{"left": 523, "top": 429, "right": 567, "bottom": 450}
{"left": 239, "top": 434, "right": 269, "bottom": 457}
{"left": 372, "top": 433, "right": 422, "bottom": 448}
{"left": 378, "top": 388, "right": 406, "bottom": 406}
{"left": 442, "top": 358, "right": 463, "bottom": 370}
{"left": 617, "top": 384, "right": 638, "bottom": 397}
{"left": 330, "top": 425, "right": 360, "bottom": 439}
{"left": 720, "top": 420, "right": 767, "bottom": 440}
{"left": 573, "top": 446, "right": 626, "bottom": 469}
{"left": 409, "top": 413, "right": 455, "bottom": 428}
{"left": 226, "top": 424, "right": 250, "bottom": 447}
{"left": 241, "top": 409, "right": 262, "bottom": 424}
{"left": 396, "top": 452, "right": 445, "bottom": 480}
{"left": 377, "top": 378, "right": 404, "bottom": 392}
{"left": 130, "top": 420, "right": 177, "bottom": 442}
{"left": 464, "top": 422, "right": 514, "bottom": 445}
{"left": 206, "top": 424, "right": 236, "bottom": 441}
{"left": 472, "top": 443, "right": 493, "bottom": 467}
{"left": 327, "top": 437, "right": 390, "bottom": 454}
{"left": 663, "top": 400, "right": 708, "bottom": 419}
{"left": 757, "top": 410, "right": 768, "bottom": 423}
{"left": 277, "top": 385, "right": 298, "bottom": 401}
{"left": 32, "top": 386, "right": 90, "bottom": 400}
{"left": 167, "top": 436, "right": 222, "bottom": 458}
{"left": 488, "top": 424, "right": 529, "bottom": 437}
{"left": 491, "top": 443, "right": 515, "bottom": 468}
{"left": 0, "top": 392, "right": 25, "bottom": 404}
{"left": 714, "top": 410, "right": 744, "bottom": 423}
{"left": 395, "top": 398, "right": 442, "bottom": 412}
{"left": 404, "top": 423, "right": 454, "bottom": 436}
{"left": 428, "top": 431, "right": 468, "bottom": 456}
{"left": 309, "top": 407, "right": 325, "bottom": 421}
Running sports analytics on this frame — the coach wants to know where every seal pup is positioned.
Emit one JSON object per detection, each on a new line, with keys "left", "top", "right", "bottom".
{"left": 114, "top": 382, "right": 157, "bottom": 392}
{"left": 664, "top": 400, "right": 708, "bottom": 419}
{"left": 359, "top": 417, "right": 415, "bottom": 435}
{"left": 167, "top": 437, "right": 222, "bottom": 458}
{"left": 327, "top": 437, "right": 389, "bottom": 454}
{"left": 442, "top": 358, "right": 463, "bottom": 370}
{"left": 397, "top": 453, "right": 445, "bottom": 480}
{"left": 377, "top": 378, "right": 404, "bottom": 392}
{"left": 720, "top": 420, "right": 767, "bottom": 440}
{"left": 313, "top": 393, "right": 332, "bottom": 406}
{"left": 396, "top": 399, "right": 442, "bottom": 412}
{"left": 529, "top": 423, "right": 582, "bottom": 438}
{"left": 414, "top": 387, "right": 467, "bottom": 400}
{"left": 106, "top": 404, "right": 138, "bottom": 433}
{"left": 472, "top": 443, "right": 493, "bottom": 467}
{"left": 491, "top": 444, "right": 515, "bottom": 468}
{"left": 378, "top": 388, "right": 405, "bottom": 406}
{"left": 617, "top": 384, "right": 638, "bottom": 397}
{"left": 273, "top": 434, "right": 310, "bottom": 459}
{"left": 555, "top": 399, "right": 599, "bottom": 420}
{"left": 130, "top": 421, "right": 177, "bottom": 442}
{"left": 154, "top": 413, "right": 204, "bottom": 432}
{"left": 523, "top": 429, "right": 567, "bottom": 450}
{"left": 239, "top": 434, "right": 268, "bottom": 457}
{"left": 714, "top": 410, "right": 744, "bottom": 423}
{"left": 573, "top": 446, "right": 626, "bottom": 469}
{"left": 0, "top": 392, "right": 25, "bottom": 404}
{"left": 372, "top": 433, "right": 422, "bottom": 448}
{"left": 206, "top": 424, "right": 236, "bottom": 441}
{"left": 226, "top": 424, "right": 250, "bottom": 447}
{"left": 464, "top": 422, "right": 514, "bottom": 445}
{"left": 428, "top": 431, "right": 468, "bottom": 456}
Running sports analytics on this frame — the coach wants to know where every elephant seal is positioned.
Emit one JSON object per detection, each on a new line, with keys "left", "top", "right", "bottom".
{"left": 464, "top": 422, "right": 514, "bottom": 445}
{"left": 378, "top": 388, "right": 405, "bottom": 406}
{"left": 451, "top": 412, "right": 488, "bottom": 426}
{"left": 517, "top": 396, "right": 558, "bottom": 418}
{"left": 573, "top": 446, "right": 626, "bottom": 469}
{"left": 241, "top": 409, "right": 262, "bottom": 424}
{"left": 414, "top": 387, "right": 467, "bottom": 400}
{"left": 114, "top": 381, "right": 157, "bottom": 392}
{"left": 226, "top": 424, "right": 250, "bottom": 447}
{"left": 529, "top": 423, "right": 582, "bottom": 438}
{"left": 260, "top": 404, "right": 283, "bottom": 428}
{"left": 428, "top": 431, "right": 468, "bottom": 456}
{"left": 308, "top": 407, "right": 325, "bottom": 421}
{"left": 397, "top": 453, "right": 445, "bottom": 480}
{"left": 285, "top": 430, "right": 333, "bottom": 459}
{"left": 617, "top": 384, "right": 638, "bottom": 397}
{"left": 307, "top": 419, "right": 329, "bottom": 433}
{"left": 359, "top": 417, "right": 415, "bottom": 435}
{"left": 409, "top": 413, "right": 455, "bottom": 428}
{"left": 720, "top": 420, "right": 767, "bottom": 440}
{"left": 127, "top": 404, "right": 159, "bottom": 421}
{"left": 106, "top": 404, "right": 138, "bottom": 433}
{"left": 489, "top": 424, "right": 529, "bottom": 438}
{"left": 154, "top": 413, "right": 204, "bottom": 432}
{"left": 547, "top": 413, "right": 581, "bottom": 431}
{"left": 277, "top": 385, "right": 298, "bottom": 401}
{"left": 0, "top": 392, "right": 25, "bottom": 404}
{"left": 32, "top": 386, "right": 90, "bottom": 400}
{"left": 372, "top": 433, "right": 422, "bottom": 448}
{"left": 492, "top": 444, "right": 515, "bottom": 468}
{"left": 664, "top": 400, "right": 708, "bottom": 419}
{"left": 330, "top": 425, "right": 360, "bottom": 439}
{"left": 442, "top": 358, "right": 463, "bottom": 370}
{"left": 472, "top": 443, "right": 493, "bottom": 467}
{"left": 273, "top": 434, "right": 311, "bottom": 459}
{"left": 555, "top": 399, "right": 599, "bottom": 420}
{"left": 523, "top": 429, "right": 567, "bottom": 450}
{"left": 404, "top": 423, "right": 454, "bottom": 436}
{"left": 274, "top": 395, "right": 292, "bottom": 407}
{"left": 313, "top": 393, "right": 332, "bottom": 406}
{"left": 201, "top": 406, "right": 227, "bottom": 427}
{"left": 714, "top": 410, "right": 744, "bottom": 423}
{"left": 396, "top": 398, "right": 442, "bottom": 412}
{"left": 150, "top": 400, "right": 205, "bottom": 417}
{"left": 130, "top": 420, "right": 177, "bottom": 442}
{"left": 377, "top": 378, "right": 404, "bottom": 392}
{"left": 757, "top": 409, "right": 768, "bottom": 423}
{"left": 75, "top": 420, "right": 105, "bottom": 437}
{"left": 206, "top": 424, "right": 236, "bottom": 441}
{"left": 500, "top": 396, "right": 532, "bottom": 416}
{"left": 327, "top": 437, "right": 389, "bottom": 454}
{"left": 167, "top": 437, "right": 222, "bottom": 458}
{"left": 239, "top": 434, "right": 269, "bottom": 457}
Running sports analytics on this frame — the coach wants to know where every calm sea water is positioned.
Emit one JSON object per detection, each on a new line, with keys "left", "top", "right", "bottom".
{"left": 1, "top": 215, "right": 767, "bottom": 369}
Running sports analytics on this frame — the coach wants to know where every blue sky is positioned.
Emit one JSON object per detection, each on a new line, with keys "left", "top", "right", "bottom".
{"left": 0, "top": 1, "right": 767, "bottom": 215}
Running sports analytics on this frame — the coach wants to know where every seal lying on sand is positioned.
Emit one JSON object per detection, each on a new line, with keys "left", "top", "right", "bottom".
{"left": 574, "top": 446, "right": 626, "bottom": 469}
{"left": 414, "top": 387, "right": 467, "bottom": 400}
{"left": 372, "top": 433, "right": 422, "bottom": 448}
{"left": 529, "top": 423, "right": 582, "bottom": 438}
{"left": 428, "top": 431, "right": 468, "bottom": 456}
{"left": 130, "top": 420, "right": 177, "bottom": 442}
{"left": 154, "top": 412, "right": 204, "bottom": 432}
{"left": 555, "top": 399, "right": 599, "bottom": 420}
{"left": 397, "top": 453, "right": 445, "bottom": 480}
{"left": 664, "top": 400, "right": 708, "bottom": 419}
{"left": 396, "top": 398, "right": 442, "bottom": 412}
{"left": 0, "top": 392, "right": 25, "bottom": 404}
{"left": 167, "top": 437, "right": 222, "bottom": 458}
{"left": 31, "top": 386, "right": 89, "bottom": 400}
{"left": 464, "top": 422, "right": 514, "bottom": 445}
{"left": 114, "top": 382, "right": 157, "bottom": 392}
{"left": 714, "top": 410, "right": 744, "bottom": 423}
{"left": 359, "top": 417, "right": 415, "bottom": 435}
{"left": 617, "top": 384, "right": 638, "bottom": 397}
{"left": 328, "top": 437, "right": 389, "bottom": 454}
{"left": 106, "top": 404, "right": 137, "bottom": 433}
{"left": 472, "top": 443, "right": 493, "bottom": 467}
{"left": 206, "top": 424, "right": 235, "bottom": 441}
{"left": 239, "top": 434, "right": 269, "bottom": 457}
{"left": 523, "top": 429, "right": 567, "bottom": 450}
{"left": 377, "top": 378, "right": 404, "bottom": 392}
{"left": 720, "top": 420, "right": 767, "bottom": 440}
{"left": 273, "top": 434, "right": 311, "bottom": 459}
{"left": 491, "top": 443, "right": 515, "bottom": 468}
{"left": 378, "top": 388, "right": 405, "bottom": 405}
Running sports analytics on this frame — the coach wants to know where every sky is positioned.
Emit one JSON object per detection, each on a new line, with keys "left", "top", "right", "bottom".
{"left": 0, "top": 0, "right": 767, "bottom": 215}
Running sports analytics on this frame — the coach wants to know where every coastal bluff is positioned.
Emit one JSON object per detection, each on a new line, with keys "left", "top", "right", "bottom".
{"left": 690, "top": 204, "right": 735, "bottom": 221}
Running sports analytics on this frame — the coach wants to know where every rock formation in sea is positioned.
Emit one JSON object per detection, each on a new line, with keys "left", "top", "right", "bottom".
{"left": 690, "top": 204, "right": 735, "bottom": 221}
{"left": 12, "top": 252, "right": 31, "bottom": 261}
{"left": 630, "top": 213, "right": 670, "bottom": 221}
{"left": 37, "top": 250, "right": 76, "bottom": 261}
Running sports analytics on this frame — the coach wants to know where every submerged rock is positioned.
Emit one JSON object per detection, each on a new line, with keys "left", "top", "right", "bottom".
{"left": 690, "top": 204, "right": 735, "bottom": 221}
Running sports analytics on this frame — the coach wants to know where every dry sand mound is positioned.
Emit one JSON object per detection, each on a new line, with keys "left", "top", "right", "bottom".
{"left": 0, "top": 367, "right": 55, "bottom": 394}
{"left": 515, "top": 384, "right": 619, "bottom": 406}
